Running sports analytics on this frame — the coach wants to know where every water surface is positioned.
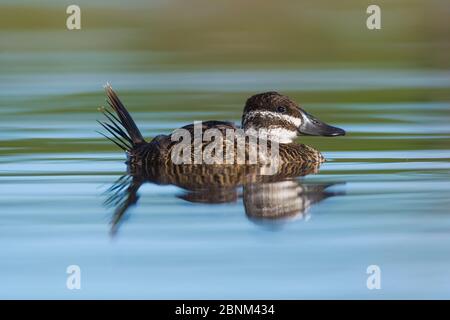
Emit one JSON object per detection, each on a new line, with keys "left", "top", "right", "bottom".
{"left": 1, "top": 67, "right": 450, "bottom": 299}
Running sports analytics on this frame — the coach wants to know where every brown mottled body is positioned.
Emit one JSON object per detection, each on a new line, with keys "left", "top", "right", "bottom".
{"left": 128, "top": 121, "right": 324, "bottom": 166}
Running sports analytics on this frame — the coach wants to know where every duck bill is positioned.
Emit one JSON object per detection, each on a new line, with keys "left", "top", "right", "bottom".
{"left": 298, "top": 110, "right": 346, "bottom": 137}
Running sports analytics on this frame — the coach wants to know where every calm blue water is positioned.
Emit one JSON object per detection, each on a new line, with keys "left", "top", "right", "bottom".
{"left": 1, "top": 69, "right": 450, "bottom": 299}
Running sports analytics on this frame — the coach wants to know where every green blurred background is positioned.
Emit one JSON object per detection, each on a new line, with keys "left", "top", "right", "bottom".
{"left": 1, "top": 0, "right": 449, "bottom": 69}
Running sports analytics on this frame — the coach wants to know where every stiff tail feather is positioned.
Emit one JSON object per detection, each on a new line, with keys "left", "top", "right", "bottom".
{"left": 97, "top": 83, "right": 145, "bottom": 152}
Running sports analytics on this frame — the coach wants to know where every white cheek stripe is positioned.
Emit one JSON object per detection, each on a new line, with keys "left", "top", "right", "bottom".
{"left": 243, "top": 111, "right": 302, "bottom": 127}
{"left": 245, "top": 127, "right": 297, "bottom": 143}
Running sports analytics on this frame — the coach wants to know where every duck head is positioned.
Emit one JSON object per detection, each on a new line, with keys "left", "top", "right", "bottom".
{"left": 241, "top": 92, "right": 345, "bottom": 143}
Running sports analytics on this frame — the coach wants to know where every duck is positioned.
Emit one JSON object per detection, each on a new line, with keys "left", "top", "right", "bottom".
{"left": 98, "top": 84, "right": 345, "bottom": 166}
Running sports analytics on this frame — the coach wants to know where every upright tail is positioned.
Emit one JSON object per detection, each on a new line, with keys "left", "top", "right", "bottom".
{"left": 97, "top": 83, "right": 145, "bottom": 152}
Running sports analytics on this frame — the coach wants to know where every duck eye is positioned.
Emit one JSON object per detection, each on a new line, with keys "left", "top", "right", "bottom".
{"left": 277, "top": 106, "right": 286, "bottom": 113}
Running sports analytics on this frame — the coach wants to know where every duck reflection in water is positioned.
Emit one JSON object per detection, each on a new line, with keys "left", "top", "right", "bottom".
{"left": 104, "top": 162, "right": 344, "bottom": 235}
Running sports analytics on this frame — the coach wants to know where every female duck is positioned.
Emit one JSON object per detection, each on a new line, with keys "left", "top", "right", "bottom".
{"left": 99, "top": 84, "right": 345, "bottom": 165}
